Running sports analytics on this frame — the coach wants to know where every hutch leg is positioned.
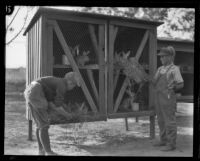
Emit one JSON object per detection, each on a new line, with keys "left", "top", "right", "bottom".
{"left": 135, "top": 117, "right": 139, "bottom": 122}
{"left": 28, "top": 120, "right": 33, "bottom": 141}
{"left": 125, "top": 117, "right": 129, "bottom": 131}
{"left": 150, "top": 116, "right": 155, "bottom": 139}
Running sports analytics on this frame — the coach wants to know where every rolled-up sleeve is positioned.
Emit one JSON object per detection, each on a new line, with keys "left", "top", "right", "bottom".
{"left": 172, "top": 67, "right": 184, "bottom": 83}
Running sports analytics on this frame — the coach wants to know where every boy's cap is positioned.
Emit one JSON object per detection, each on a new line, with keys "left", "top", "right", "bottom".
{"left": 64, "top": 72, "right": 81, "bottom": 87}
{"left": 158, "top": 46, "right": 176, "bottom": 57}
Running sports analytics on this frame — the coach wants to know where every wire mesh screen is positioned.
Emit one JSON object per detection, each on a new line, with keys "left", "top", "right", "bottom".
{"left": 52, "top": 20, "right": 101, "bottom": 113}
{"left": 113, "top": 26, "right": 149, "bottom": 112}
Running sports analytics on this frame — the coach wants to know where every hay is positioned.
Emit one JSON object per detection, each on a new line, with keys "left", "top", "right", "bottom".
{"left": 116, "top": 56, "right": 149, "bottom": 84}
{"left": 48, "top": 102, "right": 89, "bottom": 124}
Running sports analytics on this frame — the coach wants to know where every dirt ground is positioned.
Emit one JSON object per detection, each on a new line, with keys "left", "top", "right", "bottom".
{"left": 4, "top": 92, "right": 193, "bottom": 156}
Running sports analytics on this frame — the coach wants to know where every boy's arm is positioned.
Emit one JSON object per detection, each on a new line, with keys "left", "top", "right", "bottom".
{"left": 49, "top": 102, "right": 72, "bottom": 120}
{"left": 55, "top": 106, "right": 73, "bottom": 120}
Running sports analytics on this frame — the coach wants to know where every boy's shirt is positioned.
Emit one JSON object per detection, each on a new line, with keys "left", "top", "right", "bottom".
{"left": 36, "top": 76, "right": 67, "bottom": 101}
{"left": 154, "top": 63, "right": 184, "bottom": 86}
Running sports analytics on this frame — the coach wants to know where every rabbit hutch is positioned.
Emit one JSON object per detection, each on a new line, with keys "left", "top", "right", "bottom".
{"left": 23, "top": 7, "right": 163, "bottom": 140}
{"left": 157, "top": 38, "right": 194, "bottom": 103}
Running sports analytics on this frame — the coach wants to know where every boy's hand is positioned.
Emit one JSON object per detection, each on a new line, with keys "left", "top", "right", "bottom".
{"left": 54, "top": 95, "right": 64, "bottom": 106}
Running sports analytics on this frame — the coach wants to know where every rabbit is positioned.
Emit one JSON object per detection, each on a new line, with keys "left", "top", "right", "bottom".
{"left": 121, "top": 50, "right": 131, "bottom": 59}
{"left": 69, "top": 45, "right": 80, "bottom": 57}
{"left": 76, "top": 50, "right": 90, "bottom": 66}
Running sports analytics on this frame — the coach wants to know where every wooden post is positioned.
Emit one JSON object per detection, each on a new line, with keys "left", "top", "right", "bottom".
{"left": 108, "top": 25, "right": 118, "bottom": 113}
{"left": 149, "top": 28, "right": 157, "bottom": 139}
{"left": 150, "top": 115, "right": 155, "bottom": 139}
{"left": 28, "top": 120, "right": 33, "bottom": 141}
{"left": 125, "top": 117, "right": 129, "bottom": 131}
{"left": 98, "top": 25, "right": 105, "bottom": 115}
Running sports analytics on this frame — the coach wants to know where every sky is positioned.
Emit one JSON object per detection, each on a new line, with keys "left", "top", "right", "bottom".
{"left": 5, "top": 6, "right": 193, "bottom": 68}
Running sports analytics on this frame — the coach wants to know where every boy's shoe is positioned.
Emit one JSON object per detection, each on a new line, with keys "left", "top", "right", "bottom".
{"left": 160, "top": 145, "right": 176, "bottom": 151}
{"left": 38, "top": 149, "right": 45, "bottom": 155}
{"left": 45, "top": 151, "right": 58, "bottom": 156}
{"left": 153, "top": 141, "right": 167, "bottom": 147}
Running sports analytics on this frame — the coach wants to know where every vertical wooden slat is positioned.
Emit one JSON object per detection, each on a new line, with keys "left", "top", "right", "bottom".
{"left": 51, "top": 20, "right": 98, "bottom": 113}
{"left": 32, "top": 25, "right": 35, "bottom": 80}
{"left": 38, "top": 17, "right": 42, "bottom": 77}
{"left": 98, "top": 25, "right": 105, "bottom": 114}
{"left": 35, "top": 22, "right": 38, "bottom": 79}
{"left": 33, "top": 25, "right": 36, "bottom": 80}
{"left": 37, "top": 21, "right": 39, "bottom": 78}
{"left": 30, "top": 28, "right": 33, "bottom": 82}
{"left": 104, "top": 23, "right": 108, "bottom": 116}
{"left": 26, "top": 33, "right": 28, "bottom": 87}
{"left": 149, "top": 28, "right": 157, "bottom": 139}
{"left": 37, "top": 19, "right": 40, "bottom": 77}
{"left": 41, "top": 16, "right": 47, "bottom": 76}
{"left": 108, "top": 25, "right": 114, "bottom": 113}
{"left": 47, "top": 23, "right": 53, "bottom": 76}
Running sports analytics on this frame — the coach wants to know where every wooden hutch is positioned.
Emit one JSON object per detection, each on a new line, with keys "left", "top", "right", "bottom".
{"left": 23, "top": 7, "right": 163, "bottom": 139}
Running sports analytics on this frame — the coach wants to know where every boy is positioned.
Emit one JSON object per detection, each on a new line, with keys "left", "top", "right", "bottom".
{"left": 24, "top": 72, "right": 80, "bottom": 155}
{"left": 150, "top": 46, "right": 184, "bottom": 151}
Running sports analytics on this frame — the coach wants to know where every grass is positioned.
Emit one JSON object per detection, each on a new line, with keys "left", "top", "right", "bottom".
{"left": 5, "top": 68, "right": 26, "bottom": 93}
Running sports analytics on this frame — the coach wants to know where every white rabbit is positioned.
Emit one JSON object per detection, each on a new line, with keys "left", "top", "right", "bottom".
{"left": 76, "top": 50, "right": 90, "bottom": 66}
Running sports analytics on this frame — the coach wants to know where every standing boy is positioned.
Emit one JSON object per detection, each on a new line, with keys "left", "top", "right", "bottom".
{"left": 150, "top": 46, "right": 184, "bottom": 151}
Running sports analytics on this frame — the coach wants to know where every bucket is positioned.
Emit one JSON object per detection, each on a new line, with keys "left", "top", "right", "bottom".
{"left": 131, "top": 102, "right": 139, "bottom": 111}
{"left": 62, "top": 55, "right": 70, "bottom": 65}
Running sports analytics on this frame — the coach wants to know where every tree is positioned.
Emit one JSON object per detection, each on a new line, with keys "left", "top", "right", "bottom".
{"left": 79, "top": 7, "right": 194, "bottom": 40}
{"left": 6, "top": 6, "right": 37, "bottom": 46}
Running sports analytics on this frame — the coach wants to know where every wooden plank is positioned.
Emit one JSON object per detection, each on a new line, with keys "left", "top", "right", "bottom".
{"left": 45, "top": 13, "right": 106, "bottom": 25}
{"left": 35, "top": 22, "right": 38, "bottom": 79}
{"left": 38, "top": 17, "right": 42, "bottom": 77}
{"left": 98, "top": 25, "right": 105, "bottom": 114}
{"left": 104, "top": 23, "right": 108, "bottom": 116}
{"left": 47, "top": 24, "right": 53, "bottom": 75}
{"left": 41, "top": 15, "right": 48, "bottom": 76}
{"left": 107, "top": 25, "right": 114, "bottom": 114}
{"left": 51, "top": 20, "right": 98, "bottom": 113}
{"left": 108, "top": 25, "right": 118, "bottom": 113}
{"left": 53, "top": 64, "right": 99, "bottom": 69}
{"left": 26, "top": 33, "right": 29, "bottom": 86}
{"left": 149, "top": 29, "right": 157, "bottom": 110}
{"left": 108, "top": 110, "right": 156, "bottom": 118}
{"left": 88, "top": 24, "right": 99, "bottom": 62}
{"left": 135, "top": 30, "right": 149, "bottom": 61}
{"left": 114, "top": 69, "right": 120, "bottom": 92}
{"left": 149, "top": 28, "right": 157, "bottom": 139}
{"left": 86, "top": 69, "right": 99, "bottom": 104}
{"left": 110, "top": 20, "right": 157, "bottom": 30}
{"left": 30, "top": 28, "right": 33, "bottom": 82}
{"left": 114, "top": 77, "right": 129, "bottom": 113}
